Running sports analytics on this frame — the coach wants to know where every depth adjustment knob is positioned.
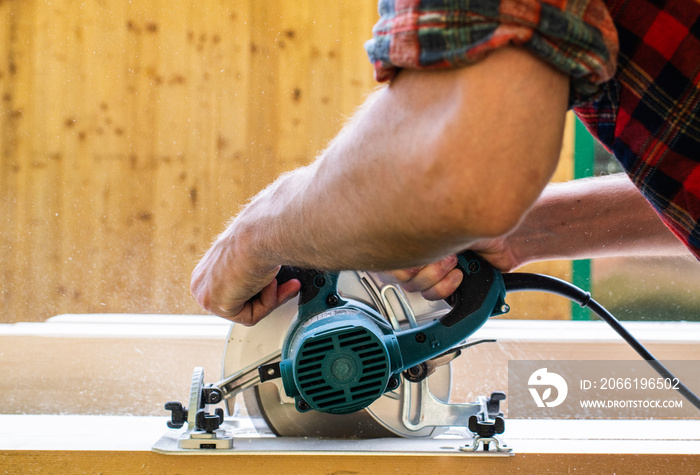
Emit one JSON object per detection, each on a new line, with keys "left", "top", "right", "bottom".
{"left": 164, "top": 401, "right": 187, "bottom": 429}
{"left": 468, "top": 414, "right": 505, "bottom": 438}
{"left": 195, "top": 408, "right": 225, "bottom": 433}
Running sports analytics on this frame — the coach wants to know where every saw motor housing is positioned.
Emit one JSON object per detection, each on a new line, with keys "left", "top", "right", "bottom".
{"left": 278, "top": 305, "right": 401, "bottom": 414}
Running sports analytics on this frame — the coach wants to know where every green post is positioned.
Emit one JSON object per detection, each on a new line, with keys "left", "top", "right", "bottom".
{"left": 572, "top": 118, "right": 594, "bottom": 320}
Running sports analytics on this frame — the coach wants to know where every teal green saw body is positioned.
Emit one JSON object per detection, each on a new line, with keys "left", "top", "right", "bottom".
{"left": 276, "top": 252, "right": 508, "bottom": 415}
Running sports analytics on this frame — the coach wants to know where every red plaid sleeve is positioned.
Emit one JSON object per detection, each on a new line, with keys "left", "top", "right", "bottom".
{"left": 576, "top": 0, "right": 700, "bottom": 259}
{"left": 364, "top": 0, "right": 619, "bottom": 105}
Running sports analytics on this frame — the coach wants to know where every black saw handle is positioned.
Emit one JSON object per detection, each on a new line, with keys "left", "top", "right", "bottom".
{"left": 394, "top": 251, "right": 507, "bottom": 369}
{"left": 251, "top": 265, "right": 328, "bottom": 307}
{"left": 438, "top": 251, "right": 506, "bottom": 327}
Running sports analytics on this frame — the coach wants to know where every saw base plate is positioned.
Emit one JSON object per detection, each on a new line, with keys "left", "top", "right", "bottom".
{"left": 152, "top": 420, "right": 513, "bottom": 456}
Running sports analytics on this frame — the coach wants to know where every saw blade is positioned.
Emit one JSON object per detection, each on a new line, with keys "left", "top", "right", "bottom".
{"left": 222, "top": 271, "right": 454, "bottom": 438}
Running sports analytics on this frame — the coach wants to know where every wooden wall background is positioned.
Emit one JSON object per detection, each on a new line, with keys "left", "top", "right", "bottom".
{"left": 0, "top": 0, "right": 573, "bottom": 323}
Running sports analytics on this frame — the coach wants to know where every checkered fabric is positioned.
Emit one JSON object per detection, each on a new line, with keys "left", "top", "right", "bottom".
{"left": 575, "top": 0, "right": 700, "bottom": 259}
{"left": 365, "top": 0, "right": 700, "bottom": 258}
{"left": 364, "top": 0, "right": 619, "bottom": 104}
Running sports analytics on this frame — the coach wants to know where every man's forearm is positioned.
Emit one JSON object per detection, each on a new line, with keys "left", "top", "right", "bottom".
{"left": 193, "top": 47, "right": 571, "bottom": 323}
{"left": 509, "top": 174, "right": 691, "bottom": 267}
{"left": 225, "top": 47, "right": 570, "bottom": 275}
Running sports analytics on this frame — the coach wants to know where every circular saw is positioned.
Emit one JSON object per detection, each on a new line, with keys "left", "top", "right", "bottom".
{"left": 164, "top": 252, "right": 511, "bottom": 448}
{"left": 161, "top": 251, "right": 700, "bottom": 452}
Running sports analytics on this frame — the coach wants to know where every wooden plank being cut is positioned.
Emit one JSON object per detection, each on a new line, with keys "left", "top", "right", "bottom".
{"left": 1, "top": 416, "right": 699, "bottom": 474}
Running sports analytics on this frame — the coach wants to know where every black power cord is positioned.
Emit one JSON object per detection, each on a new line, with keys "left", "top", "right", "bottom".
{"left": 503, "top": 272, "right": 700, "bottom": 412}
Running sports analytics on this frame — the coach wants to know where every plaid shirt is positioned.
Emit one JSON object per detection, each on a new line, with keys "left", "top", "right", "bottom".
{"left": 576, "top": 0, "right": 700, "bottom": 258}
{"left": 365, "top": 0, "right": 700, "bottom": 258}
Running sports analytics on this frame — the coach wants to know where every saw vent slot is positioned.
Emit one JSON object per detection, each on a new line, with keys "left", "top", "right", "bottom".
{"left": 295, "top": 326, "right": 390, "bottom": 414}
